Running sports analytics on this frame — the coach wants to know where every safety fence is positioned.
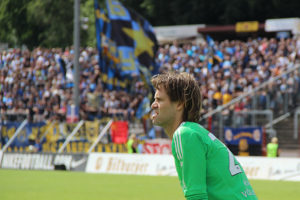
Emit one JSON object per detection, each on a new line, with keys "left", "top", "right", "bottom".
{"left": 0, "top": 119, "right": 137, "bottom": 153}
{"left": 1, "top": 118, "right": 268, "bottom": 156}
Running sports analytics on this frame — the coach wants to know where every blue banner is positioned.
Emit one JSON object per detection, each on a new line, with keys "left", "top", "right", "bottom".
{"left": 1, "top": 122, "right": 46, "bottom": 147}
{"left": 224, "top": 127, "right": 263, "bottom": 145}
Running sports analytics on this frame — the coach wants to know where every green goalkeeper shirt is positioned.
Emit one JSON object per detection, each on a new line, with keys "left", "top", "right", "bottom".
{"left": 172, "top": 122, "right": 257, "bottom": 200}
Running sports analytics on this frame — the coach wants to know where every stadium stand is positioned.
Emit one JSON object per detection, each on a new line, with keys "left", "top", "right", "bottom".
{"left": 1, "top": 36, "right": 300, "bottom": 153}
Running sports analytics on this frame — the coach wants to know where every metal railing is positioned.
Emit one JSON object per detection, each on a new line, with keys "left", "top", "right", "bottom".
{"left": 1, "top": 120, "right": 28, "bottom": 152}
{"left": 58, "top": 120, "right": 85, "bottom": 153}
{"left": 202, "top": 63, "right": 300, "bottom": 120}
{"left": 88, "top": 119, "right": 113, "bottom": 153}
{"left": 294, "top": 107, "right": 300, "bottom": 139}
{"left": 265, "top": 112, "right": 290, "bottom": 129}
{"left": 201, "top": 63, "right": 300, "bottom": 139}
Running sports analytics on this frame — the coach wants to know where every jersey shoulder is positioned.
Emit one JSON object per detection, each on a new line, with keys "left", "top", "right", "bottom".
{"left": 174, "top": 122, "right": 211, "bottom": 144}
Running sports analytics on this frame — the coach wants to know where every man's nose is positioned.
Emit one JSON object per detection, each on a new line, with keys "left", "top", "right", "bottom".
{"left": 151, "top": 102, "right": 157, "bottom": 109}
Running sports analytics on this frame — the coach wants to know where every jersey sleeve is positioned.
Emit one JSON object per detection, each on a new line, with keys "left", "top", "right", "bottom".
{"left": 173, "top": 128, "right": 208, "bottom": 200}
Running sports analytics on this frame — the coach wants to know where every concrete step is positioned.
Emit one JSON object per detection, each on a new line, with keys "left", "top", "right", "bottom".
{"left": 271, "top": 114, "right": 300, "bottom": 151}
{"left": 276, "top": 133, "right": 295, "bottom": 139}
{"left": 278, "top": 139, "right": 299, "bottom": 144}
{"left": 277, "top": 140, "right": 298, "bottom": 146}
{"left": 279, "top": 143, "right": 300, "bottom": 150}
{"left": 280, "top": 149, "right": 300, "bottom": 157}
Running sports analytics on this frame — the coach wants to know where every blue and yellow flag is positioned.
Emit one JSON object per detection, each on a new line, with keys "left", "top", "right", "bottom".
{"left": 95, "top": 1, "right": 119, "bottom": 90}
{"left": 214, "top": 50, "right": 224, "bottom": 63}
{"left": 205, "top": 35, "right": 224, "bottom": 70}
{"left": 94, "top": 0, "right": 158, "bottom": 90}
{"left": 206, "top": 35, "right": 215, "bottom": 47}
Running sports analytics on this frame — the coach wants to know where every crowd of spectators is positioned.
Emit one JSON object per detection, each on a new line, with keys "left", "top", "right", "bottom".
{"left": 1, "top": 36, "right": 300, "bottom": 125}
{"left": 157, "top": 37, "right": 300, "bottom": 118}
{"left": 0, "top": 47, "right": 146, "bottom": 123}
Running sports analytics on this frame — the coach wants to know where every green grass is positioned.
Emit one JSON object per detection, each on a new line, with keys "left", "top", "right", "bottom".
{"left": 0, "top": 169, "right": 300, "bottom": 200}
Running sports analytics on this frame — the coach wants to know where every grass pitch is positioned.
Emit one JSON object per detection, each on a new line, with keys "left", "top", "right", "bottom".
{"left": 1, "top": 169, "right": 300, "bottom": 200}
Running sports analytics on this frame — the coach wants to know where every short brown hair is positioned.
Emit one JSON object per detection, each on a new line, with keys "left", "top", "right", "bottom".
{"left": 151, "top": 71, "right": 202, "bottom": 122}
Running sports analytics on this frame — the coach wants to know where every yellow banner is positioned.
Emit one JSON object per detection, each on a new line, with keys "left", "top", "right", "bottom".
{"left": 235, "top": 21, "right": 259, "bottom": 32}
{"left": 85, "top": 121, "right": 99, "bottom": 142}
{"left": 46, "top": 122, "right": 60, "bottom": 142}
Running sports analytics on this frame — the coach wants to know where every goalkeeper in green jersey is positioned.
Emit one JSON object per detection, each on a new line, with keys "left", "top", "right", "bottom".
{"left": 150, "top": 71, "right": 257, "bottom": 200}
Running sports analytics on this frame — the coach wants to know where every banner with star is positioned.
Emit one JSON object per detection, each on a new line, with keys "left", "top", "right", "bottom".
{"left": 95, "top": 0, "right": 122, "bottom": 90}
{"left": 106, "top": 0, "right": 158, "bottom": 76}
{"left": 95, "top": 0, "right": 158, "bottom": 91}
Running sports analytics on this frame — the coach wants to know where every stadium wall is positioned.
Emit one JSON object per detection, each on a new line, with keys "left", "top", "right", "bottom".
{"left": 0, "top": 152, "right": 88, "bottom": 171}
{"left": 1, "top": 152, "right": 300, "bottom": 181}
{"left": 85, "top": 153, "right": 300, "bottom": 181}
{"left": 237, "top": 156, "right": 300, "bottom": 181}
{"left": 85, "top": 153, "right": 177, "bottom": 176}
{"left": 0, "top": 150, "right": 2, "bottom": 166}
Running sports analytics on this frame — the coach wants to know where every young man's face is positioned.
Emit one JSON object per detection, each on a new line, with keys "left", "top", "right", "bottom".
{"left": 151, "top": 86, "right": 178, "bottom": 129}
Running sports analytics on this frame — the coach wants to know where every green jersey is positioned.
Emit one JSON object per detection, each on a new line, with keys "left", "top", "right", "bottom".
{"left": 172, "top": 122, "right": 257, "bottom": 200}
{"left": 267, "top": 143, "right": 278, "bottom": 157}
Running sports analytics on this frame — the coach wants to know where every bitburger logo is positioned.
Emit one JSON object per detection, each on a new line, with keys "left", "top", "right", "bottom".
{"left": 95, "top": 157, "right": 103, "bottom": 170}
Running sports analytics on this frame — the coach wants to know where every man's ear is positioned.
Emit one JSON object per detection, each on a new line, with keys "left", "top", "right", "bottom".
{"left": 176, "top": 102, "right": 184, "bottom": 111}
